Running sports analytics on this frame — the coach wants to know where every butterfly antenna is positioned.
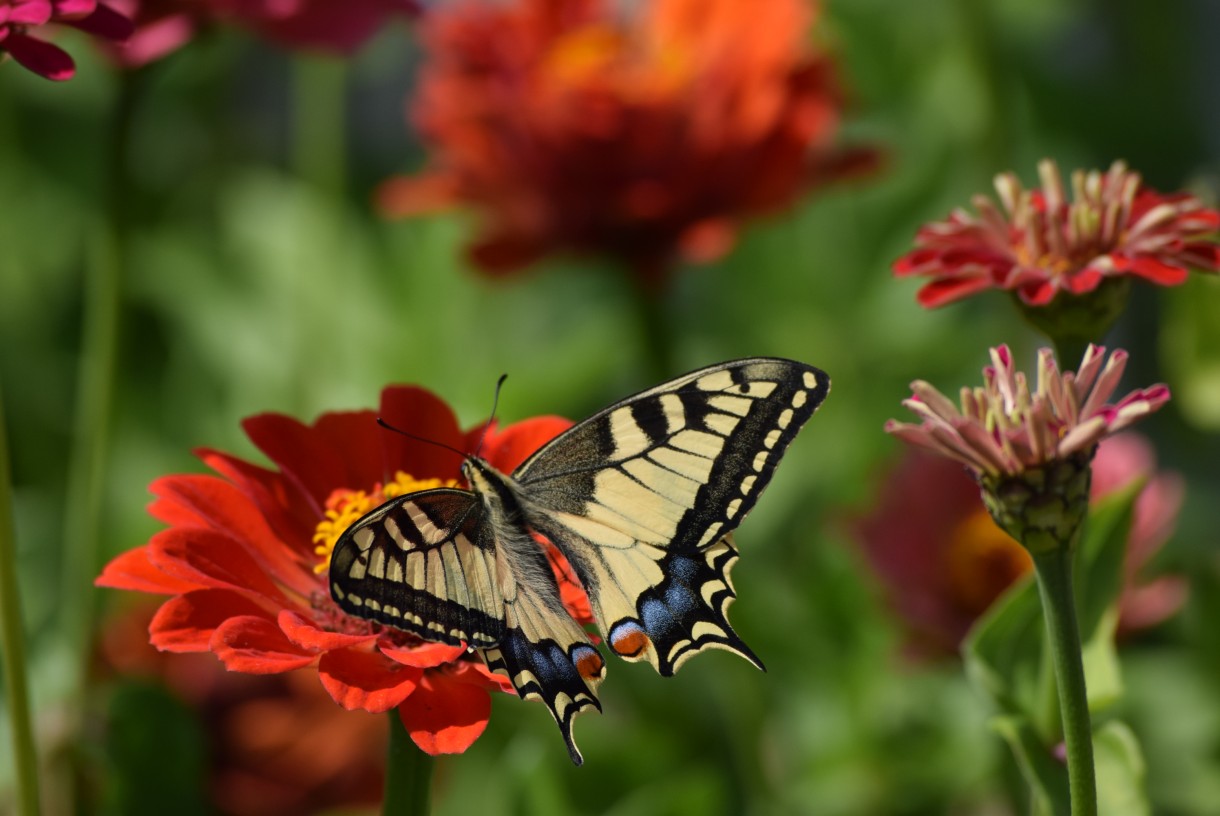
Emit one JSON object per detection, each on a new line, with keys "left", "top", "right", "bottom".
{"left": 375, "top": 417, "right": 468, "bottom": 459}
{"left": 473, "top": 374, "right": 509, "bottom": 459}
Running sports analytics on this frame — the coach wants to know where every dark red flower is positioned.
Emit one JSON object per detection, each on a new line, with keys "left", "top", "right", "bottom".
{"left": 894, "top": 159, "right": 1220, "bottom": 309}
{"left": 97, "top": 385, "right": 584, "bottom": 756}
{"left": 853, "top": 432, "right": 1186, "bottom": 658}
{"left": 378, "top": 0, "right": 869, "bottom": 289}
{"left": 1, "top": 0, "right": 132, "bottom": 79}
{"left": 100, "top": 0, "right": 419, "bottom": 66}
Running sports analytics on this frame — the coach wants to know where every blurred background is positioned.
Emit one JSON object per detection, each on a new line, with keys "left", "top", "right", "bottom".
{"left": 2, "top": 0, "right": 1219, "bottom": 813}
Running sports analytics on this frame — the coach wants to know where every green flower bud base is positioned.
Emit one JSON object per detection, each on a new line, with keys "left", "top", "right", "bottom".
{"left": 979, "top": 451, "right": 1094, "bottom": 556}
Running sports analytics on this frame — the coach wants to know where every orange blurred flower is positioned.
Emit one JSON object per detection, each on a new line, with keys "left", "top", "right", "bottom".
{"left": 379, "top": 0, "right": 868, "bottom": 288}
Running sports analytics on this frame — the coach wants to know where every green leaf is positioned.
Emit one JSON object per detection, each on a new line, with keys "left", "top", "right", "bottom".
{"left": 963, "top": 575, "right": 1043, "bottom": 718}
{"left": 990, "top": 714, "right": 1070, "bottom": 816}
{"left": 1094, "top": 721, "right": 1150, "bottom": 816}
{"left": 1081, "top": 606, "right": 1122, "bottom": 713}
{"left": 1075, "top": 478, "right": 1143, "bottom": 640}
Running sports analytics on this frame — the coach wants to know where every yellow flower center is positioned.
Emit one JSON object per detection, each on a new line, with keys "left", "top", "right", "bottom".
{"left": 313, "top": 472, "right": 460, "bottom": 575}
{"left": 943, "top": 508, "right": 1033, "bottom": 615}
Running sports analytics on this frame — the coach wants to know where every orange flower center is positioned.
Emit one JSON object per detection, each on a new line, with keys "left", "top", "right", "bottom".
{"left": 313, "top": 472, "right": 460, "bottom": 575}
{"left": 943, "top": 508, "right": 1033, "bottom": 615}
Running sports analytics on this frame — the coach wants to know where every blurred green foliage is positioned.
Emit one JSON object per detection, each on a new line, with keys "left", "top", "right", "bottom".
{"left": 2, "top": 0, "right": 1220, "bottom": 814}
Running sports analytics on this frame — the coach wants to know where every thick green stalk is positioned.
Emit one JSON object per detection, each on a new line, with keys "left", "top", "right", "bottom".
{"left": 1032, "top": 547, "right": 1097, "bottom": 816}
{"left": 630, "top": 273, "right": 676, "bottom": 382}
{"left": 293, "top": 55, "right": 348, "bottom": 197}
{"left": 0, "top": 387, "right": 41, "bottom": 815}
{"left": 383, "top": 710, "right": 434, "bottom": 816}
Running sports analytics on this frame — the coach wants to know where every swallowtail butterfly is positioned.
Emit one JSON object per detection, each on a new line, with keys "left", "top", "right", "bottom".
{"left": 329, "top": 358, "right": 829, "bottom": 763}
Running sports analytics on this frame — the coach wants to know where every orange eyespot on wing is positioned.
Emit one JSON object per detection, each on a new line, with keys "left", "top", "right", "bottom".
{"left": 609, "top": 621, "right": 651, "bottom": 659}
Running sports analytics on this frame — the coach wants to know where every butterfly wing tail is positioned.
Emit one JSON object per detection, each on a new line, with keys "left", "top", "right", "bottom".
{"left": 480, "top": 581, "right": 606, "bottom": 766}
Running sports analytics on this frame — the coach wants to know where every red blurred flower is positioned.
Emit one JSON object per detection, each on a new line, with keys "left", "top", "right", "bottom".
{"left": 379, "top": 0, "right": 869, "bottom": 288}
{"left": 99, "top": 602, "right": 387, "bottom": 816}
{"left": 894, "top": 159, "right": 1220, "bottom": 309}
{"left": 97, "top": 385, "right": 583, "bottom": 756}
{"left": 101, "top": 0, "right": 419, "bottom": 66}
{"left": 854, "top": 433, "right": 1186, "bottom": 657}
{"left": 1, "top": 0, "right": 132, "bottom": 79}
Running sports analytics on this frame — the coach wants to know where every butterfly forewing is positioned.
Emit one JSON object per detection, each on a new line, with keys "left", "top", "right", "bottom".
{"left": 327, "top": 357, "right": 829, "bottom": 765}
{"left": 329, "top": 488, "right": 506, "bottom": 647}
{"left": 513, "top": 358, "right": 829, "bottom": 674}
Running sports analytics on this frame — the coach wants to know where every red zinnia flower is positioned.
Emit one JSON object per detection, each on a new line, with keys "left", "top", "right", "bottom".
{"left": 96, "top": 385, "right": 584, "bottom": 756}
{"left": 853, "top": 432, "right": 1186, "bottom": 657}
{"left": 378, "top": 0, "right": 869, "bottom": 289}
{"left": 1, "top": 0, "right": 132, "bottom": 79}
{"left": 894, "top": 159, "right": 1220, "bottom": 309}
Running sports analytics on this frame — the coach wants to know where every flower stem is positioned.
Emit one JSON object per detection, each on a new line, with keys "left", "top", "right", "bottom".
{"left": 383, "top": 710, "right": 434, "bottom": 816}
{"left": 630, "top": 273, "right": 676, "bottom": 382}
{"left": 1032, "top": 547, "right": 1096, "bottom": 816}
{"left": 0, "top": 388, "right": 41, "bottom": 815}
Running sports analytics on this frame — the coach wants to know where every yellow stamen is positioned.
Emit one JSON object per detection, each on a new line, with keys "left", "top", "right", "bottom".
{"left": 312, "top": 472, "right": 459, "bottom": 574}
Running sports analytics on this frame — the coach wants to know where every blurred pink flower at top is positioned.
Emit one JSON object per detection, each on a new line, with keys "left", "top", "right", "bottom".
{"left": 1, "top": 0, "right": 132, "bottom": 79}
{"left": 894, "top": 159, "right": 1220, "bottom": 309}
{"left": 378, "top": 0, "right": 871, "bottom": 289}
{"left": 102, "top": 0, "right": 419, "bottom": 67}
{"left": 853, "top": 432, "right": 1186, "bottom": 658}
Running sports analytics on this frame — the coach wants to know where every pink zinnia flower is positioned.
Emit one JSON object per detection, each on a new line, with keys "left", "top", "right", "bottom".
{"left": 886, "top": 344, "right": 1171, "bottom": 554}
{"left": 1, "top": 0, "right": 132, "bottom": 79}
{"left": 853, "top": 432, "right": 1186, "bottom": 657}
{"left": 894, "top": 160, "right": 1220, "bottom": 309}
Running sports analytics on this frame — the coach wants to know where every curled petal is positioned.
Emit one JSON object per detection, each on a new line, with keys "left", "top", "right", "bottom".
{"left": 379, "top": 641, "right": 467, "bottom": 669}
{"left": 211, "top": 615, "right": 317, "bottom": 674}
{"left": 318, "top": 647, "right": 422, "bottom": 713}
{"left": 279, "top": 609, "right": 378, "bottom": 651}
{"left": 151, "top": 589, "right": 274, "bottom": 653}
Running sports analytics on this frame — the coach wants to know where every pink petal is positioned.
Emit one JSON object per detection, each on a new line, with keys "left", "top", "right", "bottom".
{"left": 4, "top": 33, "right": 75, "bottom": 80}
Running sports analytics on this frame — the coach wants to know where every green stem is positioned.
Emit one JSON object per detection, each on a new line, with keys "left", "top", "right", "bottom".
{"left": 1032, "top": 547, "right": 1097, "bottom": 816}
{"left": 383, "top": 710, "right": 434, "bottom": 816}
{"left": 292, "top": 55, "right": 348, "bottom": 196}
{"left": 630, "top": 272, "right": 676, "bottom": 382}
{"left": 0, "top": 387, "right": 41, "bottom": 814}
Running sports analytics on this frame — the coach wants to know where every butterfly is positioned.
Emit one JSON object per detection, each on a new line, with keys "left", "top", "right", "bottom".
{"left": 328, "top": 357, "right": 829, "bottom": 764}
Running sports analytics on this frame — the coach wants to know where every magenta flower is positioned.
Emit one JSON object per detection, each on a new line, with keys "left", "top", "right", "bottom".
{"left": 894, "top": 160, "right": 1220, "bottom": 309}
{"left": 1, "top": 0, "right": 132, "bottom": 79}
{"left": 886, "top": 344, "right": 1171, "bottom": 554}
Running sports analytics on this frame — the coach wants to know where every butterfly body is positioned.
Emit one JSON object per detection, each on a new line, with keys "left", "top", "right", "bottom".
{"left": 330, "top": 358, "right": 829, "bottom": 763}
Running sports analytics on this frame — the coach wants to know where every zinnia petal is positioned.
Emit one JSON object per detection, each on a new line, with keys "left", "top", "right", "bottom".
{"left": 318, "top": 647, "right": 422, "bottom": 713}
{"left": 398, "top": 671, "right": 493, "bottom": 755}
{"left": 211, "top": 615, "right": 318, "bottom": 674}
{"left": 151, "top": 589, "right": 275, "bottom": 652}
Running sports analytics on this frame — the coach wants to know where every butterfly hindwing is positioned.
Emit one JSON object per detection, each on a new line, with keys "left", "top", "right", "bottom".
{"left": 513, "top": 358, "right": 829, "bottom": 674}
{"left": 329, "top": 357, "right": 829, "bottom": 764}
{"left": 329, "top": 488, "right": 505, "bottom": 648}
